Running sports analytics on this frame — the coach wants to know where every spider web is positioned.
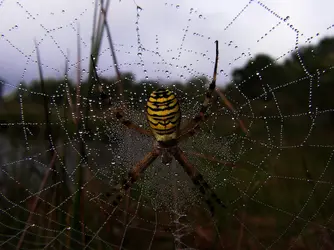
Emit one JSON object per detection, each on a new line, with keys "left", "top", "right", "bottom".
{"left": 1, "top": 0, "right": 334, "bottom": 249}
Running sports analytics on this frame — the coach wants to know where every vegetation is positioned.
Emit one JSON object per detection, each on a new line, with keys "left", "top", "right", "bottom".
{"left": 1, "top": 6, "right": 334, "bottom": 249}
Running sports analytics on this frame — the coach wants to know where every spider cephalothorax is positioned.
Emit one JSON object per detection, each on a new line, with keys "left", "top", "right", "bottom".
{"left": 92, "top": 40, "right": 227, "bottom": 216}
{"left": 154, "top": 142, "right": 174, "bottom": 165}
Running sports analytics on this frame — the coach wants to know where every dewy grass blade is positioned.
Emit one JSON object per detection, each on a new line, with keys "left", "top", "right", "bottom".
{"left": 71, "top": 1, "right": 111, "bottom": 248}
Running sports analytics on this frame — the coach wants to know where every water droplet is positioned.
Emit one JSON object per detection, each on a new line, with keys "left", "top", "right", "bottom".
{"left": 176, "top": 5, "right": 180, "bottom": 9}
{"left": 62, "top": 10, "right": 65, "bottom": 13}
{"left": 137, "top": 6, "right": 143, "bottom": 13}
{"left": 284, "top": 16, "right": 290, "bottom": 21}
{"left": 199, "top": 14, "right": 203, "bottom": 19}
{"left": 137, "top": 52, "right": 142, "bottom": 56}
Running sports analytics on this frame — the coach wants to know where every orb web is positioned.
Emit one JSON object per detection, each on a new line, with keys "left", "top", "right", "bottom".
{"left": 1, "top": 0, "right": 334, "bottom": 249}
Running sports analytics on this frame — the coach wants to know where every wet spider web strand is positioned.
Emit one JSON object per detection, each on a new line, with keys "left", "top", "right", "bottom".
{"left": 1, "top": 0, "right": 334, "bottom": 249}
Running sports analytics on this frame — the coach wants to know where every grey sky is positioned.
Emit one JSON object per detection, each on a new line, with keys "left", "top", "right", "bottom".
{"left": 0, "top": 0, "right": 333, "bottom": 95}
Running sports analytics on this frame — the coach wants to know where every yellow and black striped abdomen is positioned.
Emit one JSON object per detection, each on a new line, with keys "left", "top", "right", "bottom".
{"left": 146, "top": 88, "right": 181, "bottom": 142}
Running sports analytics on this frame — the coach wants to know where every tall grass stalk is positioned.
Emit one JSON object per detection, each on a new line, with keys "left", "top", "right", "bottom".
{"left": 15, "top": 152, "right": 57, "bottom": 250}
{"left": 35, "top": 39, "right": 60, "bottom": 246}
{"left": 70, "top": 1, "right": 110, "bottom": 248}
{"left": 75, "top": 24, "right": 82, "bottom": 124}
{"left": 99, "top": 0, "right": 133, "bottom": 226}
{"left": 100, "top": 0, "right": 123, "bottom": 104}
{"left": 34, "top": 40, "right": 53, "bottom": 149}
{"left": 15, "top": 40, "right": 58, "bottom": 250}
{"left": 54, "top": 57, "right": 72, "bottom": 249}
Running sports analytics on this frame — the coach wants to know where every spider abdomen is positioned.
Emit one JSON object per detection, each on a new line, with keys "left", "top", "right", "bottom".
{"left": 146, "top": 88, "right": 181, "bottom": 142}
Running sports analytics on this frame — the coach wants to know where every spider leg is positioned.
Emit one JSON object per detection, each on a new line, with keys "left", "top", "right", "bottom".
{"left": 114, "top": 109, "right": 152, "bottom": 136}
{"left": 90, "top": 55, "right": 152, "bottom": 136}
{"left": 179, "top": 40, "right": 219, "bottom": 136}
{"left": 172, "top": 146, "right": 226, "bottom": 216}
{"left": 109, "top": 148, "right": 160, "bottom": 207}
{"left": 215, "top": 88, "right": 248, "bottom": 135}
{"left": 179, "top": 40, "right": 248, "bottom": 138}
{"left": 187, "top": 151, "right": 235, "bottom": 167}
{"left": 178, "top": 114, "right": 209, "bottom": 142}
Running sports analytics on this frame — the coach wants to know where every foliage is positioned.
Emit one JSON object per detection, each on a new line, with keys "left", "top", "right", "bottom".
{"left": 1, "top": 35, "right": 334, "bottom": 249}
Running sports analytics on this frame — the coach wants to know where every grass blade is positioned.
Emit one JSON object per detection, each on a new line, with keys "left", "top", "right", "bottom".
{"left": 75, "top": 24, "right": 82, "bottom": 125}
{"left": 16, "top": 152, "right": 57, "bottom": 250}
{"left": 71, "top": 2, "right": 110, "bottom": 248}
{"left": 100, "top": 1, "right": 123, "bottom": 104}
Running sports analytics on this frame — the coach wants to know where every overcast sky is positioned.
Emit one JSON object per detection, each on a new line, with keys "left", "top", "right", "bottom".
{"left": 0, "top": 0, "right": 333, "bottom": 94}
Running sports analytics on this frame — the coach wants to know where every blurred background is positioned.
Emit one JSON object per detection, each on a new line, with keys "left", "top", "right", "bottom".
{"left": 1, "top": 0, "right": 334, "bottom": 249}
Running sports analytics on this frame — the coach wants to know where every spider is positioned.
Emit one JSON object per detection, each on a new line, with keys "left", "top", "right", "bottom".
{"left": 91, "top": 40, "right": 226, "bottom": 216}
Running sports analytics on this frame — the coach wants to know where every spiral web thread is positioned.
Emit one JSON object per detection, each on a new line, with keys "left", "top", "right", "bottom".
{"left": 1, "top": 0, "right": 334, "bottom": 249}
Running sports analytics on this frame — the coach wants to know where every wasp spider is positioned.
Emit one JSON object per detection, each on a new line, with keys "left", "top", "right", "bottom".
{"left": 92, "top": 40, "right": 226, "bottom": 216}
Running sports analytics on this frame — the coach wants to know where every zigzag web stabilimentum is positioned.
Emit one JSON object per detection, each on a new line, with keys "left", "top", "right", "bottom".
{"left": 1, "top": 0, "right": 334, "bottom": 249}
